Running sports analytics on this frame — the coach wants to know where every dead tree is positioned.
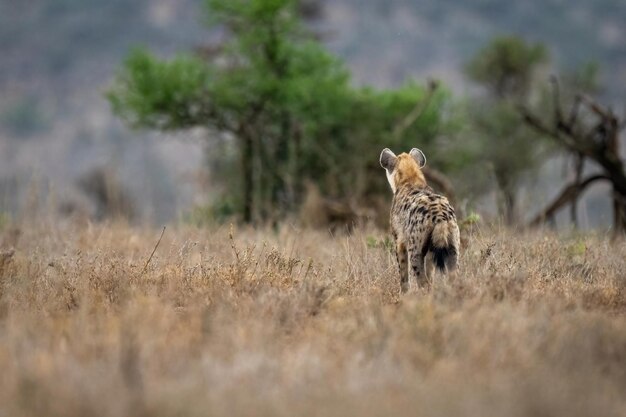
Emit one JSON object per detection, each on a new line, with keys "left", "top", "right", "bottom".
{"left": 519, "top": 77, "right": 626, "bottom": 236}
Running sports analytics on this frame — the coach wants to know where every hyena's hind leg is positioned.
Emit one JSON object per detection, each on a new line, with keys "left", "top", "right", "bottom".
{"left": 408, "top": 245, "right": 428, "bottom": 289}
{"left": 425, "top": 252, "right": 436, "bottom": 282}
{"left": 395, "top": 240, "right": 409, "bottom": 294}
{"left": 423, "top": 252, "right": 451, "bottom": 287}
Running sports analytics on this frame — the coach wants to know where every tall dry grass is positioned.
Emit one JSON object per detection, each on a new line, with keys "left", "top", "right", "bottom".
{"left": 0, "top": 219, "right": 625, "bottom": 416}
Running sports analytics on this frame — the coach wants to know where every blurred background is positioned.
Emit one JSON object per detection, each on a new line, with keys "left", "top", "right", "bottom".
{"left": 1, "top": 0, "right": 625, "bottom": 230}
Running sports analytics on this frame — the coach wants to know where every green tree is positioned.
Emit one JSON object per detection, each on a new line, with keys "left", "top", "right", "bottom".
{"left": 109, "top": 0, "right": 347, "bottom": 222}
{"left": 108, "top": 0, "right": 451, "bottom": 224}
{"left": 464, "top": 35, "right": 549, "bottom": 225}
{"left": 466, "top": 36, "right": 548, "bottom": 100}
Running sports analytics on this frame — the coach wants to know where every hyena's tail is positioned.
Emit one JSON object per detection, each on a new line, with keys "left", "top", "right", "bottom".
{"left": 429, "top": 220, "right": 460, "bottom": 272}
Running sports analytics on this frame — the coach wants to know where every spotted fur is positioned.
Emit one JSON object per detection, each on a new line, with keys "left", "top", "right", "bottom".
{"left": 380, "top": 148, "right": 460, "bottom": 293}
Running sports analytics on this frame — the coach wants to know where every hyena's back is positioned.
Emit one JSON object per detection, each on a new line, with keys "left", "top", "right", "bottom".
{"left": 394, "top": 189, "right": 460, "bottom": 273}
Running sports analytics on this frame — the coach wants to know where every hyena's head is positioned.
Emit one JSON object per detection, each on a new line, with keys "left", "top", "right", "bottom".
{"left": 379, "top": 148, "right": 427, "bottom": 193}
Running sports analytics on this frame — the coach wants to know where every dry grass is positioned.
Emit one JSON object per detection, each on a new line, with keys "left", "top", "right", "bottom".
{"left": 0, "top": 219, "right": 625, "bottom": 417}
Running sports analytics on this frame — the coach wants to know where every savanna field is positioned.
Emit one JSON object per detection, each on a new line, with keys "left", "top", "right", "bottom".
{"left": 0, "top": 219, "right": 625, "bottom": 417}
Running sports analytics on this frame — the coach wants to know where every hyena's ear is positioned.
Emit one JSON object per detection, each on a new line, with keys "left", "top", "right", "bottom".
{"left": 380, "top": 148, "right": 397, "bottom": 171}
{"left": 410, "top": 148, "right": 427, "bottom": 168}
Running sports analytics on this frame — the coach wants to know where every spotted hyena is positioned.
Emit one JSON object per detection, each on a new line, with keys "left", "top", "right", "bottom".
{"left": 380, "top": 148, "right": 460, "bottom": 293}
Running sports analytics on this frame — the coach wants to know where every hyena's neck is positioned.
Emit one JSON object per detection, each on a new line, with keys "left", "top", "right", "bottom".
{"left": 394, "top": 171, "right": 427, "bottom": 192}
{"left": 395, "top": 181, "right": 430, "bottom": 196}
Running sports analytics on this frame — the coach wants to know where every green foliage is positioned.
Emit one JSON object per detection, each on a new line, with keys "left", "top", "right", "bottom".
{"left": 460, "top": 211, "right": 481, "bottom": 227}
{"left": 465, "top": 35, "right": 548, "bottom": 99}
{"left": 183, "top": 200, "right": 238, "bottom": 226}
{"left": 206, "top": 0, "right": 299, "bottom": 28}
{"left": 107, "top": 49, "right": 213, "bottom": 130}
{"left": 470, "top": 102, "right": 544, "bottom": 181}
{"left": 366, "top": 235, "right": 394, "bottom": 252}
{"left": 108, "top": 0, "right": 453, "bottom": 223}
{"left": 560, "top": 61, "right": 603, "bottom": 102}
{"left": 565, "top": 62, "right": 601, "bottom": 93}
{"left": 566, "top": 240, "right": 587, "bottom": 258}
{"left": 293, "top": 80, "right": 450, "bottom": 198}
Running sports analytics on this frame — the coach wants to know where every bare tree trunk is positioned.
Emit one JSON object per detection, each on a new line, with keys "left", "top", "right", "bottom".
{"left": 494, "top": 170, "right": 516, "bottom": 226}
{"left": 606, "top": 118, "right": 626, "bottom": 237}
{"left": 271, "top": 112, "right": 291, "bottom": 223}
{"left": 528, "top": 175, "right": 607, "bottom": 227}
{"left": 287, "top": 122, "right": 303, "bottom": 208}
{"left": 502, "top": 187, "right": 516, "bottom": 226}
{"left": 570, "top": 153, "right": 584, "bottom": 227}
{"left": 612, "top": 189, "right": 626, "bottom": 236}
{"left": 239, "top": 131, "right": 254, "bottom": 224}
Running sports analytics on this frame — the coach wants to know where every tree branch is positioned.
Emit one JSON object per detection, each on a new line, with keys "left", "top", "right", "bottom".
{"left": 566, "top": 95, "right": 582, "bottom": 127}
{"left": 519, "top": 105, "right": 594, "bottom": 155}
{"left": 579, "top": 94, "right": 611, "bottom": 119}
{"left": 423, "top": 166, "right": 458, "bottom": 210}
{"left": 527, "top": 174, "right": 608, "bottom": 227}
{"left": 392, "top": 79, "right": 439, "bottom": 139}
